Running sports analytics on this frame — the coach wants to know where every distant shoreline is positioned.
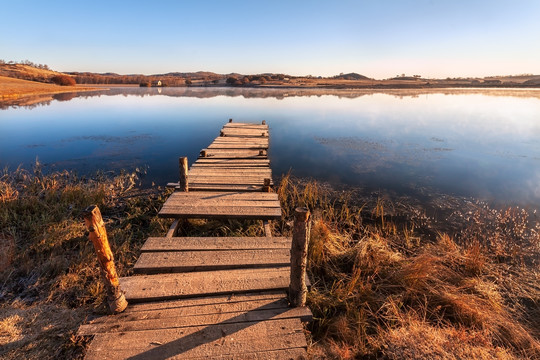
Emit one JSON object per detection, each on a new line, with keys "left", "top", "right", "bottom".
{"left": 0, "top": 76, "right": 103, "bottom": 100}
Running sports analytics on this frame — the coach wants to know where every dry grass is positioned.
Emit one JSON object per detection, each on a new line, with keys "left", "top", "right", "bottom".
{"left": 0, "top": 76, "right": 97, "bottom": 99}
{"left": 1, "top": 168, "right": 538, "bottom": 359}
{"left": 276, "top": 174, "right": 540, "bottom": 359}
{"left": 0, "top": 164, "right": 171, "bottom": 359}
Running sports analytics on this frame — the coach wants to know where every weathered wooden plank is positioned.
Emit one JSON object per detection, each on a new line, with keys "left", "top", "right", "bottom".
{"left": 168, "top": 183, "right": 268, "bottom": 191}
{"left": 191, "top": 163, "right": 270, "bottom": 168}
{"left": 202, "top": 150, "right": 266, "bottom": 159}
{"left": 189, "top": 184, "right": 265, "bottom": 192}
{"left": 163, "top": 191, "right": 279, "bottom": 201}
{"left": 207, "top": 143, "right": 268, "bottom": 149}
{"left": 163, "top": 200, "right": 279, "bottom": 209}
{"left": 159, "top": 205, "right": 282, "bottom": 220}
{"left": 186, "top": 348, "right": 308, "bottom": 360}
{"left": 194, "top": 159, "right": 270, "bottom": 164}
{"left": 79, "top": 306, "right": 311, "bottom": 334}
{"left": 119, "top": 291, "right": 287, "bottom": 313}
{"left": 84, "top": 318, "right": 307, "bottom": 360}
{"left": 187, "top": 178, "right": 272, "bottom": 186}
{"left": 120, "top": 267, "right": 291, "bottom": 301}
{"left": 141, "top": 237, "right": 291, "bottom": 252}
{"left": 188, "top": 170, "right": 272, "bottom": 176}
{"left": 134, "top": 249, "right": 290, "bottom": 274}
{"left": 223, "top": 123, "right": 268, "bottom": 129}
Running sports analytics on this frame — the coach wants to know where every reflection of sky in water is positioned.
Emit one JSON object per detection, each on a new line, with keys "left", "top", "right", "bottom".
{"left": 1, "top": 89, "right": 540, "bottom": 208}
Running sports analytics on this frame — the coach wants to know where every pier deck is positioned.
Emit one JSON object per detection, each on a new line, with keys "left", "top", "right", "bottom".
{"left": 79, "top": 121, "right": 311, "bottom": 359}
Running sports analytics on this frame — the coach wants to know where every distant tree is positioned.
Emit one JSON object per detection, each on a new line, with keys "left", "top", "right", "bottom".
{"left": 226, "top": 77, "right": 238, "bottom": 85}
{"left": 51, "top": 75, "right": 76, "bottom": 86}
{"left": 212, "top": 79, "right": 219, "bottom": 85}
{"left": 185, "top": 78, "right": 192, "bottom": 86}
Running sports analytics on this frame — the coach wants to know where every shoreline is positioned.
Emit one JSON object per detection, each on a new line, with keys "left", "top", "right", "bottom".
{"left": 0, "top": 76, "right": 104, "bottom": 100}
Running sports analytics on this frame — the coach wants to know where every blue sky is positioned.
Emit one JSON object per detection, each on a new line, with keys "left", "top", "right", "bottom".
{"left": 1, "top": 0, "right": 539, "bottom": 78}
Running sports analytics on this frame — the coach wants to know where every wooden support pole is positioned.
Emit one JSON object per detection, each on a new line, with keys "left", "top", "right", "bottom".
{"left": 262, "top": 120, "right": 266, "bottom": 125}
{"left": 289, "top": 207, "right": 311, "bottom": 307}
{"left": 199, "top": 150, "right": 207, "bottom": 158}
{"left": 179, "top": 157, "right": 189, "bottom": 192}
{"left": 229, "top": 118, "right": 233, "bottom": 123}
{"left": 263, "top": 178, "right": 271, "bottom": 192}
{"left": 83, "top": 205, "right": 128, "bottom": 314}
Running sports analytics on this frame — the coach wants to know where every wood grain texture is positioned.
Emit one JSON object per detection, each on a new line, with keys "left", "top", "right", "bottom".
{"left": 140, "top": 236, "right": 291, "bottom": 252}
{"left": 84, "top": 318, "right": 307, "bottom": 360}
{"left": 134, "top": 249, "right": 290, "bottom": 274}
{"left": 120, "top": 267, "right": 291, "bottom": 301}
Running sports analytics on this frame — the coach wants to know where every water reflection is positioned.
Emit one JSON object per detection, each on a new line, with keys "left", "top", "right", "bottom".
{"left": 1, "top": 87, "right": 540, "bottom": 208}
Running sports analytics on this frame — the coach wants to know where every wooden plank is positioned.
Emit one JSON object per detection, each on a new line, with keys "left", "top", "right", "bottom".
{"left": 120, "top": 267, "right": 291, "bottom": 301}
{"left": 187, "top": 348, "right": 307, "bottom": 360}
{"left": 134, "top": 249, "right": 290, "bottom": 274}
{"left": 79, "top": 306, "right": 311, "bottom": 334}
{"left": 189, "top": 184, "right": 265, "bottom": 192}
{"left": 117, "top": 291, "right": 287, "bottom": 313}
{"left": 162, "top": 192, "right": 279, "bottom": 201}
{"left": 84, "top": 318, "right": 307, "bottom": 360}
{"left": 223, "top": 123, "right": 268, "bottom": 129}
{"left": 163, "top": 200, "right": 279, "bottom": 208}
{"left": 169, "top": 183, "right": 267, "bottom": 191}
{"left": 194, "top": 159, "right": 269, "bottom": 164}
{"left": 187, "top": 178, "right": 272, "bottom": 186}
{"left": 141, "top": 236, "right": 291, "bottom": 252}
{"left": 159, "top": 205, "right": 282, "bottom": 220}
{"left": 188, "top": 169, "right": 272, "bottom": 176}
{"left": 207, "top": 143, "right": 268, "bottom": 149}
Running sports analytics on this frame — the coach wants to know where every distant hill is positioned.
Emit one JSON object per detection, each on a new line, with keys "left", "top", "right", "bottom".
{"left": 333, "top": 73, "right": 370, "bottom": 80}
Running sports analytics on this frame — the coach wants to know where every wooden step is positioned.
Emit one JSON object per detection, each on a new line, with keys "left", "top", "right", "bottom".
{"left": 84, "top": 318, "right": 307, "bottom": 360}
{"left": 159, "top": 191, "right": 282, "bottom": 220}
{"left": 120, "top": 267, "right": 292, "bottom": 302}
{"left": 78, "top": 292, "right": 311, "bottom": 335}
{"left": 134, "top": 249, "right": 290, "bottom": 274}
{"left": 140, "top": 237, "right": 291, "bottom": 252}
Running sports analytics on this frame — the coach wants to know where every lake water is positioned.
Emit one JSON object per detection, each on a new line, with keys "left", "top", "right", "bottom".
{"left": 2, "top": 87, "right": 540, "bottom": 209}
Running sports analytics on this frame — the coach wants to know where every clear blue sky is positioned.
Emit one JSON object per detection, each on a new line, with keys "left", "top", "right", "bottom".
{"left": 1, "top": 0, "right": 539, "bottom": 78}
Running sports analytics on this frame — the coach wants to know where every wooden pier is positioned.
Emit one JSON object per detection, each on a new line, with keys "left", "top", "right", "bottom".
{"left": 78, "top": 121, "right": 312, "bottom": 359}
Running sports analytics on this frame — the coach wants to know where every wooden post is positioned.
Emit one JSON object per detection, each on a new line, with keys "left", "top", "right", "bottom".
{"left": 262, "top": 120, "right": 266, "bottom": 125}
{"left": 200, "top": 150, "right": 207, "bottom": 158}
{"left": 179, "top": 157, "right": 188, "bottom": 192}
{"left": 263, "top": 178, "right": 271, "bottom": 192}
{"left": 229, "top": 118, "right": 233, "bottom": 123}
{"left": 289, "top": 207, "right": 311, "bottom": 307}
{"left": 220, "top": 130, "right": 225, "bottom": 137}
{"left": 83, "top": 205, "right": 128, "bottom": 314}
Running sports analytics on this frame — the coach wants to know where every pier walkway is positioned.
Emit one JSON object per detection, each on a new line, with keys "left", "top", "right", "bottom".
{"left": 78, "top": 121, "right": 312, "bottom": 359}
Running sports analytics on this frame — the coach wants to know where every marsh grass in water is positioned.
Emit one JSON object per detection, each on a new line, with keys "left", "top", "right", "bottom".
{"left": 0, "top": 168, "right": 539, "bottom": 359}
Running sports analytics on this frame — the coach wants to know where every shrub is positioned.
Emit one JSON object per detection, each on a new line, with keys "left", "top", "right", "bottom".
{"left": 51, "top": 75, "right": 76, "bottom": 86}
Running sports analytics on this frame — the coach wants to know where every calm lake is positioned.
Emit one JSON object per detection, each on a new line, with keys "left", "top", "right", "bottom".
{"left": 2, "top": 87, "right": 540, "bottom": 209}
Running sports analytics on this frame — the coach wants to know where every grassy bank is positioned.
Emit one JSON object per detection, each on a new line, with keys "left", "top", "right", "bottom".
{"left": 1, "top": 168, "right": 539, "bottom": 359}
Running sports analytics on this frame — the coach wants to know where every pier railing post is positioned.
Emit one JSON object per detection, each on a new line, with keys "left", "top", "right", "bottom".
{"left": 289, "top": 207, "right": 311, "bottom": 307}
{"left": 83, "top": 205, "right": 128, "bottom": 314}
{"left": 179, "top": 157, "right": 189, "bottom": 192}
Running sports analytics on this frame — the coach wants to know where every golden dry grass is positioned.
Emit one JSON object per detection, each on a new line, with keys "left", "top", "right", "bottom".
{"left": 1, "top": 168, "right": 538, "bottom": 359}
{"left": 0, "top": 76, "right": 97, "bottom": 99}
{"left": 276, "top": 174, "right": 540, "bottom": 359}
